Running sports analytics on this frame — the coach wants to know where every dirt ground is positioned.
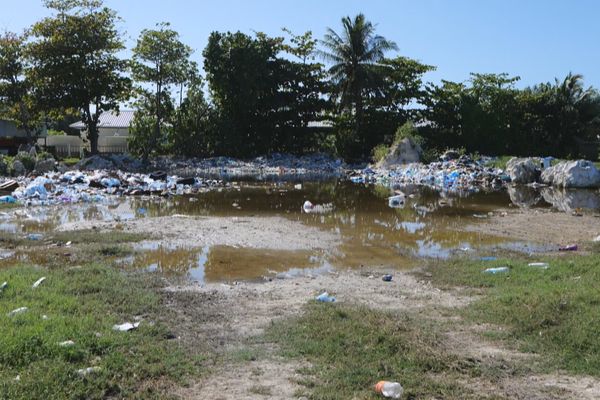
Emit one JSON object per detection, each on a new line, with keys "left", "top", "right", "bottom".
{"left": 168, "top": 268, "right": 600, "bottom": 400}
{"left": 465, "top": 208, "right": 600, "bottom": 246}
{"left": 61, "top": 207, "right": 600, "bottom": 399}
{"left": 58, "top": 215, "right": 341, "bottom": 251}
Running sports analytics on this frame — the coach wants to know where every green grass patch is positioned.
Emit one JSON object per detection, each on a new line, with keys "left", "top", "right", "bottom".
{"left": 426, "top": 254, "right": 600, "bottom": 375}
{"left": 60, "top": 157, "right": 81, "bottom": 166}
{"left": 266, "top": 303, "right": 485, "bottom": 399}
{"left": 484, "top": 155, "right": 514, "bottom": 170}
{"left": 51, "top": 230, "right": 146, "bottom": 245}
{"left": 0, "top": 264, "right": 201, "bottom": 399}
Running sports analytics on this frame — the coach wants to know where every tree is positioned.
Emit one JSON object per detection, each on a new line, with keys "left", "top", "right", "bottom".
{"left": 131, "top": 22, "right": 194, "bottom": 162}
{"left": 27, "top": 0, "right": 130, "bottom": 155}
{"left": 318, "top": 14, "right": 397, "bottom": 137}
{"left": 0, "top": 32, "right": 44, "bottom": 143}
{"left": 169, "top": 77, "right": 214, "bottom": 156}
{"left": 203, "top": 31, "right": 281, "bottom": 157}
{"left": 204, "top": 30, "right": 330, "bottom": 156}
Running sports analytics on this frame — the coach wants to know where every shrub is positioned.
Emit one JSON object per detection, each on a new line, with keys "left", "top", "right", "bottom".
{"left": 14, "top": 152, "right": 35, "bottom": 172}
{"left": 371, "top": 143, "right": 389, "bottom": 164}
{"left": 394, "top": 121, "right": 425, "bottom": 146}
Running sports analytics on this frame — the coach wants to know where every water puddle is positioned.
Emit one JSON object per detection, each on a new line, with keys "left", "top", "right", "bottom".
{"left": 1, "top": 182, "right": 598, "bottom": 282}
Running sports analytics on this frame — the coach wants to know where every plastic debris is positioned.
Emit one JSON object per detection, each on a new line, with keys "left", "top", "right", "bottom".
{"left": 0, "top": 281, "right": 7, "bottom": 291}
{"left": 374, "top": 381, "right": 404, "bottom": 399}
{"left": 349, "top": 155, "right": 506, "bottom": 194}
{"left": 483, "top": 267, "right": 509, "bottom": 274}
{"left": 480, "top": 256, "right": 497, "bottom": 261}
{"left": 593, "top": 235, "right": 600, "bottom": 242}
{"left": 112, "top": 322, "right": 140, "bottom": 332}
{"left": 528, "top": 262, "right": 549, "bottom": 269}
{"left": 388, "top": 194, "right": 405, "bottom": 208}
{"left": 315, "top": 292, "right": 336, "bottom": 303}
{"left": 77, "top": 366, "right": 101, "bottom": 377}
{"left": 58, "top": 340, "right": 75, "bottom": 347}
{"left": 302, "top": 200, "right": 333, "bottom": 214}
{"left": 42, "top": 315, "right": 49, "bottom": 320}
{"left": 559, "top": 244, "right": 578, "bottom": 252}
{"left": 382, "top": 274, "right": 393, "bottom": 282}
{"left": 32, "top": 277, "right": 46, "bottom": 288}
{"left": 8, "top": 307, "right": 28, "bottom": 316}
{"left": 0, "top": 195, "right": 16, "bottom": 203}
{"left": 27, "top": 233, "right": 43, "bottom": 241}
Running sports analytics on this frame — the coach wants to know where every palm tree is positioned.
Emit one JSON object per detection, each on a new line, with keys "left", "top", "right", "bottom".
{"left": 319, "top": 14, "right": 398, "bottom": 136}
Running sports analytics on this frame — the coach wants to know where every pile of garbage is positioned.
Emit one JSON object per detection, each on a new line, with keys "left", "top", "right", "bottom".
{"left": 153, "top": 153, "right": 346, "bottom": 181}
{"left": 0, "top": 170, "right": 228, "bottom": 206}
{"left": 348, "top": 155, "right": 507, "bottom": 194}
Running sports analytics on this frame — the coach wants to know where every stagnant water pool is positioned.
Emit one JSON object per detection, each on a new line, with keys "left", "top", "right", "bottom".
{"left": 0, "top": 182, "right": 598, "bottom": 283}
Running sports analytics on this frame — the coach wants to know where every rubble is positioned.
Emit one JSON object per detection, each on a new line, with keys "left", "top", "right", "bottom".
{"left": 376, "top": 137, "right": 421, "bottom": 168}
{"left": 541, "top": 160, "right": 600, "bottom": 188}
{"left": 349, "top": 155, "right": 507, "bottom": 194}
{"left": 505, "top": 157, "right": 540, "bottom": 184}
{"left": 155, "top": 153, "right": 346, "bottom": 181}
{"left": 2, "top": 170, "right": 231, "bottom": 206}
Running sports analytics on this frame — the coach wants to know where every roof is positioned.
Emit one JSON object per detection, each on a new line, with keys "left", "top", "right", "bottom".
{"left": 69, "top": 110, "right": 135, "bottom": 130}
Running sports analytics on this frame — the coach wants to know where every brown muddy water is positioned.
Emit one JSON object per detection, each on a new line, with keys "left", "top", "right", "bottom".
{"left": 1, "top": 182, "right": 598, "bottom": 283}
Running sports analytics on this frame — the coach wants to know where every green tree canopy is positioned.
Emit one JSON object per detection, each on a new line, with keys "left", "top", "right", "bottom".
{"left": 130, "top": 22, "right": 195, "bottom": 161}
{"left": 0, "top": 31, "right": 44, "bottom": 142}
{"left": 319, "top": 14, "right": 398, "bottom": 131}
{"left": 27, "top": 0, "right": 131, "bottom": 154}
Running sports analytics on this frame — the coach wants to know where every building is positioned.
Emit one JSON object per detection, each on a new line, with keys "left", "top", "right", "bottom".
{"left": 69, "top": 110, "right": 134, "bottom": 139}
{"left": 42, "top": 110, "right": 135, "bottom": 156}
{"left": 0, "top": 120, "right": 47, "bottom": 155}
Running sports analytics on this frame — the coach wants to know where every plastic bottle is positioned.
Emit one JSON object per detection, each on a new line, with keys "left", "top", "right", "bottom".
{"left": 374, "top": 381, "right": 403, "bottom": 399}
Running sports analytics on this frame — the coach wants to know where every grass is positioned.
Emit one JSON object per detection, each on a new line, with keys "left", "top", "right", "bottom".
{"left": 0, "top": 264, "right": 202, "bottom": 399}
{"left": 484, "top": 155, "right": 514, "bottom": 170}
{"left": 266, "top": 302, "right": 487, "bottom": 399}
{"left": 425, "top": 253, "right": 600, "bottom": 376}
{"left": 51, "top": 229, "right": 147, "bottom": 245}
{"left": 60, "top": 157, "right": 81, "bottom": 166}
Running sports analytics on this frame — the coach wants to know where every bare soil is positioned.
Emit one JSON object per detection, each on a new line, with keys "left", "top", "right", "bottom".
{"left": 465, "top": 208, "right": 600, "bottom": 246}
{"left": 168, "top": 267, "right": 600, "bottom": 400}
{"left": 63, "top": 208, "right": 600, "bottom": 399}
{"left": 57, "top": 215, "right": 341, "bottom": 251}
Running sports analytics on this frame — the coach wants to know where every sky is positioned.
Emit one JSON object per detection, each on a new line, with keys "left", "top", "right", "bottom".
{"left": 1, "top": 0, "right": 599, "bottom": 89}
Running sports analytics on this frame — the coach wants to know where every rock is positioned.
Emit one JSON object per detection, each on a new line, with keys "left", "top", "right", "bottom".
{"left": 34, "top": 158, "right": 56, "bottom": 174}
{"left": 12, "top": 160, "right": 26, "bottom": 176}
{"left": 77, "top": 155, "right": 114, "bottom": 171}
{"left": 440, "top": 150, "right": 460, "bottom": 161}
{"left": 541, "top": 187, "right": 600, "bottom": 212}
{"left": 377, "top": 138, "right": 422, "bottom": 168}
{"left": 506, "top": 157, "right": 540, "bottom": 184}
{"left": 56, "top": 163, "right": 68, "bottom": 173}
{"left": 541, "top": 160, "right": 600, "bottom": 188}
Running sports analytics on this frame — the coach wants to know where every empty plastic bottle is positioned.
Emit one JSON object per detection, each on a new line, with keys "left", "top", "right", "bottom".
{"left": 315, "top": 292, "right": 335, "bottom": 302}
{"left": 374, "top": 381, "right": 403, "bottom": 399}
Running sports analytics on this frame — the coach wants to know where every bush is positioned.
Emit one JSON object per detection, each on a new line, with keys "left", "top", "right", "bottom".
{"left": 394, "top": 121, "right": 424, "bottom": 146}
{"left": 14, "top": 152, "right": 35, "bottom": 172}
{"left": 371, "top": 143, "right": 389, "bottom": 163}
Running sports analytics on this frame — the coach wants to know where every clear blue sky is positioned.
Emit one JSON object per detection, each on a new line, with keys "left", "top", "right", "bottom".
{"left": 2, "top": 0, "right": 599, "bottom": 88}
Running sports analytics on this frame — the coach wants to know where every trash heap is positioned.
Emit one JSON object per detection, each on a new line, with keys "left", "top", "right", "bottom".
{"left": 348, "top": 155, "right": 508, "bottom": 194}
{"left": 154, "top": 153, "right": 346, "bottom": 181}
{"left": 2, "top": 170, "right": 228, "bottom": 206}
